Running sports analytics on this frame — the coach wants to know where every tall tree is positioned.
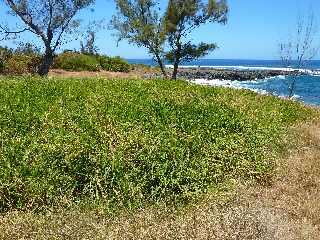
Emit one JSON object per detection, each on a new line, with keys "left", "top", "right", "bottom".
{"left": 80, "top": 30, "right": 99, "bottom": 55}
{"left": 111, "top": 0, "right": 168, "bottom": 78}
{"left": 279, "top": 8, "right": 319, "bottom": 98}
{"left": 164, "top": 0, "right": 228, "bottom": 79}
{"left": 0, "top": 0, "right": 95, "bottom": 76}
{"left": 111, "top": 0, "right": 228, "bottom": 80}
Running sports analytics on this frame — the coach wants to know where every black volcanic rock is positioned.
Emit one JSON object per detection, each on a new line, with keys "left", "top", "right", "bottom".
{"left": 142, "top": 67, "right": 303, "bottom": 81}
{"left": 175, "top": 68, "right": 293, "bottom": 81}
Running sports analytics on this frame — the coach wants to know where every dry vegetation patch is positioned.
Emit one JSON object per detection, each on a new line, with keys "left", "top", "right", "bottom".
{"left": 49, "top": 69, "right": 140, "bottom": 79}
{"left": 49, "top": 64, "right": 159, "bottom": 80}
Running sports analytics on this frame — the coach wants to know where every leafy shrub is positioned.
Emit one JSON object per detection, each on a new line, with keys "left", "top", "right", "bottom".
{"left": 3, "top": 54, "right": 41, "bottom": 75}
{"left": 53, "top": 52, "right": 101, "bottom": 71}
{"left": 0, "top": 46, "right": 13, "bottom": 60}
{"left": 0, "top": 47, "right": 12, "bottom": 73}
{"left": 50, "top": 52, "right": 131, "bottom": 73}
{"left": 0, "top": 78, "right": 313, "bottom": 212}
{"left": 131, "top": 63, "right": 152, "bottom": 70}
{"left": 98, "top": 55, "right": 131, "bottom": 72}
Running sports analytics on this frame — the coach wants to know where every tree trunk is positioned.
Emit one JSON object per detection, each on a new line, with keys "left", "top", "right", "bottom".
{"left": 171, "top": 60, "right": 179, "bottom": 80}
{"left": 171, "top": 42, "right": 181, "bottom": 80}
{"left": 155, "top": 55, "right": 168, "bottom": 79}
{"left": 38, "top": 49, "right": 54, "bottom": 76}
{"left": 288, "top": 75, "right": 297, "bottom": 98}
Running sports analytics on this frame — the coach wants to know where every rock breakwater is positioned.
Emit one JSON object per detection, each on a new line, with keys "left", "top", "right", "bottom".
{"left": 176, "top": 68, "right": 293, "bottom": 81}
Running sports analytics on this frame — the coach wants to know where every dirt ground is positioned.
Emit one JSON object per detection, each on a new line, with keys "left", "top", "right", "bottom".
{"left": 0, "top": 120, "right": 319, "bottom": 239}
{"left": 48, "top": 68, "right": 155, "bottom": 79}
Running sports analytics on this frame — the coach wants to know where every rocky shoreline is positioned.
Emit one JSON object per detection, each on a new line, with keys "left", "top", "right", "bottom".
{"left": 176, "top": 68, "right": 293, "bottom": 81}
{"left": 143, "top": 67, "right": 301, "bottom": 81}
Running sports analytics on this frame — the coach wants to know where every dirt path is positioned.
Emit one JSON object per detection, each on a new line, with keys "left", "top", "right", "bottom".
{"left": 1, "top": 122, "right": 319, "bottom": 239}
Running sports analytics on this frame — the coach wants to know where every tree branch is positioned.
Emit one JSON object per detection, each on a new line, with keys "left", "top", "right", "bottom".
{"left": 5, "top": 0, "right": 48, "bottom": 43}
{"left": 53, "top": 11, "right": 77, "bottom": 51}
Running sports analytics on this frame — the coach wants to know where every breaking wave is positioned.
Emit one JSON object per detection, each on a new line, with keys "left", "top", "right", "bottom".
{"left": 189, "top": 76, "right": 320, "bottom": 105}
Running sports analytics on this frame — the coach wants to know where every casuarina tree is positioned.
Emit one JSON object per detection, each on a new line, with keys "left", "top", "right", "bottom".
{"left": 111, "top": 0, "right": 228, "bottom": 79}
{"left": 0, "top": 0, "right": 95, "bottom": 76}
{"left": 111, "top": 0, "right": 168, "bottom": 78}
{"left": 164, "top": 0, "right": 228, "bottom": 79}
{"left": 80, "top": 30, "right": 99, "bottom": 55}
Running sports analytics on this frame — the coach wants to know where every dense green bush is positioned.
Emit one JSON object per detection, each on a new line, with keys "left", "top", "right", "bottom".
{"left": 2, "top": 54, "right": 41, "bottom": 75}
{"left": 0, "top": 77, "right": 313, "bottom": 212}
{"left": 98, "top": 55, "right": 131, "bottom": 72}
{"left": 0, "top": 49, "right": 131, "bottom": 74}
{"left": 0, "top": 47, "right": 13, "bottom": 60}
{"left": 53, "top": 52, "right": 131, "bottom": 72}
{"left": 53, "top": 52, "right": 101, "bottom": 72}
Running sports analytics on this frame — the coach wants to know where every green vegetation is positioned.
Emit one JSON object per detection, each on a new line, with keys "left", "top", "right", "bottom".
{"left": 111, "top": 0, "right": 228, "bottom": 79}
{"left": 0, "top": 45, "right": 42, "bottom": 75}
{"left": 2, "top": 54, "right": 41, "bottom": 75}
{"left": 98, "top": 55, "right": 131, "bottom": 72}
{"left": 0, "top": 51, "right": 131, "bottom": 74}
{"left": 1, "top": 0, "right": 95, "bottom": 76}
{"left": 0, "top": 77, "right": 313, "bottom": 213}
{"left": 53, "top": 52, "right": 130, "bottom": 72}
{"left": 53, "top": 52, "right": 101, "bottom": 72}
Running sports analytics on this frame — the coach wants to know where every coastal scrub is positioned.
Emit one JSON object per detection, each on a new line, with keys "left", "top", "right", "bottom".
{"left": 0, "top": 77, "right": 313, "bottom": 212}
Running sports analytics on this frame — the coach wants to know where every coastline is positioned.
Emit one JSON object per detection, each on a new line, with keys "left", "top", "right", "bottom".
{"left": 175, "top": 67, "right": 292, "bottom": 81}
{"left": 144, "top": 67, "right": 302, "bottom": 81}
{"left": 48, "top": 65, "right": 320, "bottom": 107}
{"left": 164, "top": 67, "right": 320, "bottom": 107}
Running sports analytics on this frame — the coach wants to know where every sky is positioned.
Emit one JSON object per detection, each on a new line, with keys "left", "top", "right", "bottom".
{"left": 1, "top": 0, "right": 320, "bottom": 60}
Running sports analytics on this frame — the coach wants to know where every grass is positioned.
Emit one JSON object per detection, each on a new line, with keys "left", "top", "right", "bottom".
{"left": 1, "top": 119, "right": 320, "bottom": 239}
{"left": 0, "top": 76, "right": 315, "bottom": 213}
{"left": 52, "top": 52, "right": 131, "bottom": 72}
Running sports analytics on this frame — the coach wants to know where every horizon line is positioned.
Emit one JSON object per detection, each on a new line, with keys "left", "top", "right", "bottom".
{"left": 125, "top": 58, "right": 320, "bottom": 61}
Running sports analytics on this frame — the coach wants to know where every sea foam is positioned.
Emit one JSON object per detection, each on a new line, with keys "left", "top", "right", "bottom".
{"left": 189, "top": 77, "right": 302, "bottom": 101}
{"left": 166, "top": 65, "right": 320, "bottom": 76}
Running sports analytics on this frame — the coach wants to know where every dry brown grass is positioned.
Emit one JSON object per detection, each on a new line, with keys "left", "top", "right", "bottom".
{"left": 1, "top": 119, "right": 319, "bottom": 240}
{"left": 49, "top": 69, "right": 141, "bottom": 79}
{"left": 48, "top": 65, "right": 161, "bottom": 79}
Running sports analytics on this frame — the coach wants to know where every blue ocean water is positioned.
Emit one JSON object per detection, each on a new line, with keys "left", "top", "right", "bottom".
{"left": 238, "top": 75, "right": 320, "bottom": 106}
{"left": 127, "top": 59, "right": 320, "bottom": 69}
{"left": 128, "top": 59, "right": 320, "bottom": 106}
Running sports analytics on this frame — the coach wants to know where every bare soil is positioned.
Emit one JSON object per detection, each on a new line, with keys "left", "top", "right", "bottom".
{"left": 49, "top": 68, "right": 158, "bottom": 79}
{"left": 49, "top": 69, "right": 139, "bottom": 79}
{"left": 0, "top": 121, "right": 319, "bottom": 239}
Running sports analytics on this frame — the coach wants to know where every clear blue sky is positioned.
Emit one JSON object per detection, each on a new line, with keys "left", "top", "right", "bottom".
{"left": 1, "top": 0, "right": 320, "bottom": 60}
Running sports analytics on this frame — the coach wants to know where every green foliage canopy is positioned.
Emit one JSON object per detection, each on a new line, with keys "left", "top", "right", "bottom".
{"left": 164, "top": 0, "right": 228, "bottom": 79}
{"left": 111, "top": 0, "right": 168, "bottom": 77}
{"left": 111, "top": 0, "right": 229, "bottom": 79}
{"left": 1, "top": 0, "right": 95, "bottom": 75}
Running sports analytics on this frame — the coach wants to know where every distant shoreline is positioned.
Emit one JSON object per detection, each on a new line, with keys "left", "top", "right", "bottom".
{"left": 144, "top": 67, "right": 299, "bottom": 81}
{"left": 174, "top": 68, "right": 292, "bottom": 81}
{"left": 128, "top": 59, "right": 320, "bottom": 71}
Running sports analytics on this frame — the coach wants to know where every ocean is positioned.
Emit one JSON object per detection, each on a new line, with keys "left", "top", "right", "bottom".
{"left": 127, "top": 59, "right": 320, "bottom": 106}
